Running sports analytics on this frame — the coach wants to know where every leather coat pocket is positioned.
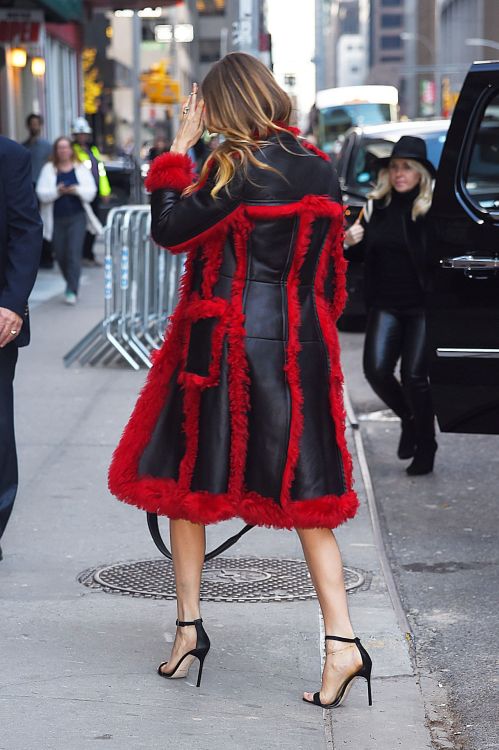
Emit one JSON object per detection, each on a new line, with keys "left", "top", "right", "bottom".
{"left": 179, "top": 296, "right": 229, "bottom": 388}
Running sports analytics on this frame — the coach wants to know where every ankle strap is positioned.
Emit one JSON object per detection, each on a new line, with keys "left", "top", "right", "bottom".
{"left": 325, "top": 635, "right": 359, "bottom": 643}
{"left": 176, "top": 618, "right": 202, "bottom": 627}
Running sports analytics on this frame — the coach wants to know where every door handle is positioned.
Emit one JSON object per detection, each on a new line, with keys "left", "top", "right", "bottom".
{"left": 441, "top": 255, "right": 499, "bottom": 270}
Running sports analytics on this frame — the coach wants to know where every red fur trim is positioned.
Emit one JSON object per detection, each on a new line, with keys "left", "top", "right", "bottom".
{"left": 166, "top": 205, "right": 242, "bottom": 254}
{"left": 314, "top": 215, "right": 355, "bottom": 494}
{"left": 300, "top": 140, "right": 330, "bottom": 162}
{"left": 177, "top": 384, "right": 201, "bottom": 493}
{"left": 280, "top": 210, "right": 315, "bottom": 508}
{"left": 177, "top": 295, "right": 229, "bottom": 389}
{"left": 245, "top": 195, "right": 343, "bottom": 221}
{"left": 144, "top": 151, "right": 195, "bottom": 193}
{"left": 226, "top": 215, "right": 253, "bottom": 497}
{"left": 107, "top": 253, "right": 196, "bottom": 501}
{"left": 201, "top": 231, "right": 228, "bottom": 299}
{"left": 106, "top": 479, "right": 359, "bottom": 530}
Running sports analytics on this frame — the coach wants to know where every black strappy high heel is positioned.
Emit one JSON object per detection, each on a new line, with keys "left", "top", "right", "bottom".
{"left": 303, "top": 635, "right": 372, "bottom": 709}
{"left": 157, "top": 618, "right": 210, "bottom": 688}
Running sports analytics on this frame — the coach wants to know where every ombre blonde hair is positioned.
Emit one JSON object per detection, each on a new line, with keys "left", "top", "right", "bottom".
{"left": 184, "top": 52, "right": 294, "bottom": 198}
{"left": 368, "top": 159, "right": 434, "bottom": 220}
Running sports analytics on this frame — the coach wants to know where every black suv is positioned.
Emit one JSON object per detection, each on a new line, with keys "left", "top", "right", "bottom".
{"left": 426, "top": 61, "right": 499, "bottom": 434}
{"left": 336, "top": 119, "right": 450, "bottom": 329}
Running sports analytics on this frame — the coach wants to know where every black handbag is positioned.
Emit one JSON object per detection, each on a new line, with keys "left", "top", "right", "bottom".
{"left": 147, "top": 513, "right": 254, "bottom": 562}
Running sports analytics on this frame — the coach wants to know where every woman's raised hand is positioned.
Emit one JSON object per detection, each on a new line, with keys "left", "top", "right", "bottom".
{"left": 171, "top": 83, "right": 205, "bottom": 155}
{"left": 345, "top": 222, "right": 364, "bottom": 246}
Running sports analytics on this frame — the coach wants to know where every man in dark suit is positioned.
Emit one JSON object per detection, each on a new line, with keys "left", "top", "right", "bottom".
{"left": 0, "top": 136, "right": 42, "bottom": 560}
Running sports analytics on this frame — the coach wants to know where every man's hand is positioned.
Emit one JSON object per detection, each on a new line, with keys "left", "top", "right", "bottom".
{"left": 0, "top": 307, "right": 23, "bottom": 348}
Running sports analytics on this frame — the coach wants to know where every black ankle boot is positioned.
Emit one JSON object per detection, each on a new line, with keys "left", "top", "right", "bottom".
{"left": 406, "top": 439, "right": 437, "bottom": 476}
{"left": 398, "top": 417, "right": 416, "bottom": 460}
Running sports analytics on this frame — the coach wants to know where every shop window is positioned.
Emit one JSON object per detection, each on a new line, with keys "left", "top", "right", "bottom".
{"left": 197, "top": 0, "right": 225, "bottom": 15}
{"left": 463, "top": 92, "right": 499, "bottom": 215}
{"left": 199, "top": 39, "right": 221, "bottom": 63}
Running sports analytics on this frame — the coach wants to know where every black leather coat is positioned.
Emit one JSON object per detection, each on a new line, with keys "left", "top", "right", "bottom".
{"left": 109, "top": 130, "right": 359, "bottom": 530}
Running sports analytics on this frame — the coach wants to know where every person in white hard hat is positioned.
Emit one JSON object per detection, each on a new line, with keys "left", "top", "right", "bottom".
{"left": 71, "top": 118, "right": 111, "bottom": 267}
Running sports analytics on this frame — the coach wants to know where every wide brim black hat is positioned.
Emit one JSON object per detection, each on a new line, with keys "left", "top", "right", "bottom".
{"left": 376, "top": 135, "right": 437, "bottom": 178}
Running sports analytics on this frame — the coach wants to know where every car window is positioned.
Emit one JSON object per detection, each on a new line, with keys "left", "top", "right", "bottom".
{"left": 348, "top": 133, "right": 447, "bottom": 196}
{"left": 423, "top": 134, "right": 447, "bottom": 169}
{"left": 463, "top": 92, "right": 499, "bottom": 215}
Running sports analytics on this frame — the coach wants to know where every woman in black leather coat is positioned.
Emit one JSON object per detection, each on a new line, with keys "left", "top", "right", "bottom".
{"left": 109, "top": 53, "right": 372, "bottom": 709}
{"left": 345, "top": 136, "right": 437, "bottom": 475}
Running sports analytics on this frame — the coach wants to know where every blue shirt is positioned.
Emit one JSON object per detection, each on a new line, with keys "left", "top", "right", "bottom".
{"left": 54, "top": 169, "right": 84, "bottom": 218}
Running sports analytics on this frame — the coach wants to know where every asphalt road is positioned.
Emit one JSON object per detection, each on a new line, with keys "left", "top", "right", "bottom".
{"left": 341, "top": 331, "right": 499, "bottom": 750}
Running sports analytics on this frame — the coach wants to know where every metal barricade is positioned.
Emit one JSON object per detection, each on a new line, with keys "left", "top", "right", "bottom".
{"left": 63, "top": 206, "right": 184, "bottom": 369}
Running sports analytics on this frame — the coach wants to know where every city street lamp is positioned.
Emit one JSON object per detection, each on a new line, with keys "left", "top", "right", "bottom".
{"left": 401, "top": 31, "right": 434, "bottom": 61}
{"left": 465, "top": 38, "right": 499, "bottom": 53}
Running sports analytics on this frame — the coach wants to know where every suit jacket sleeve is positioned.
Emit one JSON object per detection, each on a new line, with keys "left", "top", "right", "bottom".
{"left": 146, "top": 152, "right": 242, "bottom": 251}
{"left": 0, "top": 145, "right": 42, "bottom": 317}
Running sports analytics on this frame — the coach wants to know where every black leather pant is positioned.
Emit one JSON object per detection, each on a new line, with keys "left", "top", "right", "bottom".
{"left": 363, "top": 308, "right": 435, "bottom": 442}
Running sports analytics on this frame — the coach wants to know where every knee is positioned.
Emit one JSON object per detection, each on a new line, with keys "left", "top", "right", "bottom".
{"left": 401, "top": 369, "right": 429, "bottom": 393}
{"left": 364, "top": 359, "right": 393, "bottom": 389}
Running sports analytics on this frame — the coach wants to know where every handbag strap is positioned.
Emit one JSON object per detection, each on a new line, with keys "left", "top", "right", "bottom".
{"left": 146, "top": 512, "right": 255, "bottom": 562}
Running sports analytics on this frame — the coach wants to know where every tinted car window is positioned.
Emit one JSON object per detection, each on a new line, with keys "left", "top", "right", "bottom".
{"left": 349, "top": 132, "right": 447, "bottom": 195}
{"left": 463, "top": 92, "right": 499, "bottom": 215}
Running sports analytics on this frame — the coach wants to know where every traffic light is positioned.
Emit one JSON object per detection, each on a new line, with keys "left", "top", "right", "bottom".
{"left": 141, "top": 61, "right": 180, "bottom": 105}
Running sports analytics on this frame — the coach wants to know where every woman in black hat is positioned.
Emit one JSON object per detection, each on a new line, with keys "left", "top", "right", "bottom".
{"left": 345, "top": 135, "right": 437, "bottom": 475}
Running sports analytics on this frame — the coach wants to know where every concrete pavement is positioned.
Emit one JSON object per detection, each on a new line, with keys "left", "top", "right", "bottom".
{"left": 1, "top": 259, "right": 436, "bottom": 749}
{"left": 341, "top": 331, "right": 499, "bottom": 750}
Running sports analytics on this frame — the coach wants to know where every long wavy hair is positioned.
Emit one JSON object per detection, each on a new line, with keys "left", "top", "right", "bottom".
{"left": 184, "top": 52, "right": 294, "bottom": 198}
{"left": 368, "top": 159, "right": 433, "bottom": 220}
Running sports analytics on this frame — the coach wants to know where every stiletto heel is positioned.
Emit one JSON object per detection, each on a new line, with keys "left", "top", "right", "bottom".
{"left": 158, "top": 618, "right": 210, "bottom": 688}
{"left": 303, "top": 635, "right": 373, "bottom": 709}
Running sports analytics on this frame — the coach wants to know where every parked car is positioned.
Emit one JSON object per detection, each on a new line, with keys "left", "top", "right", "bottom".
{"left": 336, "top": 119, "right": 450, "bottom": 330}
{"left": 426, "top": 61, "right": 499, "bottom": 434}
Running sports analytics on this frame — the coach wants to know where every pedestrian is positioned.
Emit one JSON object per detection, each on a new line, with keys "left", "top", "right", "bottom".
{"left": 72, "top": 117, "right": 111, "bottom": 267}
{"left": 22, "top": 113, "right": 53, "bottom": 269}
{"left": 345, "top": 135, "right": 437, "bottom": 475}
{"left": 147, "top": 134, "right": 170, "bottom": 162}
{"left": 109, "top": 53, "right": 372, "bottom": 709}
{"left": 22, "top": 113, "right": 52, "bottom": 185}
{"left": 0, "top": 136, "right": 42, "bottom": 560}
{"left": 36, "top": 137, "right": 102, "bottom": 305}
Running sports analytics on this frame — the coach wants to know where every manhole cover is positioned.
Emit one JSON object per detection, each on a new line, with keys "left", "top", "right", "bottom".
{"left": 78, "top": 557, "right": 367, "bottom": 602}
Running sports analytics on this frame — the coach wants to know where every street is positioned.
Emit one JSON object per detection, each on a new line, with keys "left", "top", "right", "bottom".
{"left": 341, "top": 333, "right": 499, "bottom": 750}
{"left": 0, "top": 260, "right": 495, "bottom": 749}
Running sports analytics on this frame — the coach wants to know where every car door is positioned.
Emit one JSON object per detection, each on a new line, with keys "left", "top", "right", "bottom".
{"left": 427, "top": 61, "right": 499, "bottom": 434}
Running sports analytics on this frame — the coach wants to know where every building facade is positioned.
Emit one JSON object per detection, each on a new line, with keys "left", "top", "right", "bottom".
{"left": 0, "top": 2, "right": 83, "bottom": 142}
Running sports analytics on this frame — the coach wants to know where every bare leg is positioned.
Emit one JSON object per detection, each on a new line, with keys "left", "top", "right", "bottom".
{"left": 297, "top": 527, "right": 362, "bottom": 703}
{"left": 159, "top": 519, "right": 205, "bottom": 675}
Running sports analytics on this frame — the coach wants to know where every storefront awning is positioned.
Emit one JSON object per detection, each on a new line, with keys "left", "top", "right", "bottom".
{"left": 38, "top": 1, "right": 84, "bottom": 22}
{"left": 84, "top": 0, "right": 183, "bottom": 9}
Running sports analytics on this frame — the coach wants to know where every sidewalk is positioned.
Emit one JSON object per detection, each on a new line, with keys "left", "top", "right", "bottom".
{"left": 0, "top": 263, "right": 433, "bottom": 750}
